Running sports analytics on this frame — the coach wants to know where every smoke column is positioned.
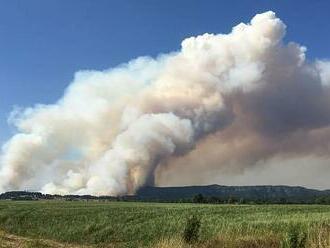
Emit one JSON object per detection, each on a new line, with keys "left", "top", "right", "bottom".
{"left": 1, "top": 11, "right": 330, "bottom": 195}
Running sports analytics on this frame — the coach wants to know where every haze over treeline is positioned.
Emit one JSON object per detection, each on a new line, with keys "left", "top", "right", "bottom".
{"left": 1, "top": 11, "right": 330, "bottom": 195}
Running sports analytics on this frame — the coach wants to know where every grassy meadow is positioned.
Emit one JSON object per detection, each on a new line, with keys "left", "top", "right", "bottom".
{"left": 0, "top": 201, "right": 329, "bottom": 247}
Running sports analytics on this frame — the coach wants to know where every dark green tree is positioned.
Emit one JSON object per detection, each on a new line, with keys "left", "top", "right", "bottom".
{"left": 192, "top": 194, "right": 205, "bottom": 203}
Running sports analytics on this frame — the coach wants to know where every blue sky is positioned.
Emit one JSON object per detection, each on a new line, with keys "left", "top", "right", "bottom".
{"left": 0, "top": 0, "right": 329, "bottom": 144}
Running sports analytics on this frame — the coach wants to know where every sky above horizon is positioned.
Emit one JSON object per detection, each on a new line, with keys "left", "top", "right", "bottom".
{"left": 0, "top": 0, "right": 330, "bottom": 144}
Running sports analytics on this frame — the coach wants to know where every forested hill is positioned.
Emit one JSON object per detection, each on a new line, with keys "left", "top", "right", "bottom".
{"left": 135, "top": 185, "right": 330, "bottom": 203}
{"left": 1, "top": 185, "right": 330, "bottom": 204}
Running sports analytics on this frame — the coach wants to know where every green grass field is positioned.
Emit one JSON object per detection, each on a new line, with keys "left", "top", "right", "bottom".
{"left": 0, "top": 201, "right": 329, "bottom": 247}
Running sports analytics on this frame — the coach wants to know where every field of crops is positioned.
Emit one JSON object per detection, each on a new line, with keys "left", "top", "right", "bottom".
{"left": 0, "top": 201, "right": 329, "bottom": 247}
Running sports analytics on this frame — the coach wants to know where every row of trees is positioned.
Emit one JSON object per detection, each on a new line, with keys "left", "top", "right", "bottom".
{"left": 3, "top": 191, "right": 330, "bottom": 204}
{"left": 190, "top": 194, "right": 330, "bottom": 205}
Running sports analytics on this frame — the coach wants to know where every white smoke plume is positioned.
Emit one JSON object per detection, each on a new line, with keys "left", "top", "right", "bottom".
{"left": 1, "top": 11, "right": 330, "bottom": 195}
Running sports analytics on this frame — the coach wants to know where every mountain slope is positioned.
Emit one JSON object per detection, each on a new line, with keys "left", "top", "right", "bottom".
{"left": 135, "top": 185, "right": 330, "bottom": 202}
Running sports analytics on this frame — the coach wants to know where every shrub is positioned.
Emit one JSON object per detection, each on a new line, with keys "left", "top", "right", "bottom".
{"left": 281, "top": 225, "right": 307, "bottom": 248}
{"left": 183, "top": 215, "right": 201, "bottom": 243}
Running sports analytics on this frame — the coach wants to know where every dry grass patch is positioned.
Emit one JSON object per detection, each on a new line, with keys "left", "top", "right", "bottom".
{"left": 203, "top": 233, "right": 280, "bottom": 248}
{"left": 153, "top": 234, "right": 280, "bottom": 248}
{"left": 153, "top": 237, "right": 188, "bottom": 248}
{"left": 308, "top": 223, "right": 330, "bottom": 248}
{"left": 0, "top": 230, "right": 93, "bottom": 248}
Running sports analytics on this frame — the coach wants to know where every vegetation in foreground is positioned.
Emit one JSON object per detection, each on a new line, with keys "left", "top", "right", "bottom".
{"left": 0, "top": 201, "right": 329, "bottom": 247}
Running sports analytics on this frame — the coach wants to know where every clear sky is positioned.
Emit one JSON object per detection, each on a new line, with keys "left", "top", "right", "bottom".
{"left": 0, "top": 0, "right": 329, "bottom": 144}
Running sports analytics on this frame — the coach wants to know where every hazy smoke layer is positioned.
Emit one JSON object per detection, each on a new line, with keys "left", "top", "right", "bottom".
{"left": 1, "top": 11, "right": 330, "bottom": 195}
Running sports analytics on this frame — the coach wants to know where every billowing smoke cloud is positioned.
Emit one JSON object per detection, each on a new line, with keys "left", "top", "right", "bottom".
{"left": 1, "top": 11, "right": 330, "bottom": 195}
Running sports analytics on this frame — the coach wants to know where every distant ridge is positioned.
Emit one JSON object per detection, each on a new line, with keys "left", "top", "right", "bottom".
{"left": 1, "top": 185, "right": 330, "bottom": 203}
{"left": 135, "top": 185, "right": 330, "bottom": 203}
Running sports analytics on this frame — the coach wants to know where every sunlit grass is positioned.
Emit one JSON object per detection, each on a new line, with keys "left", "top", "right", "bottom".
{"left": 0, "top": 201, "right": 329, "bottom": 247}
